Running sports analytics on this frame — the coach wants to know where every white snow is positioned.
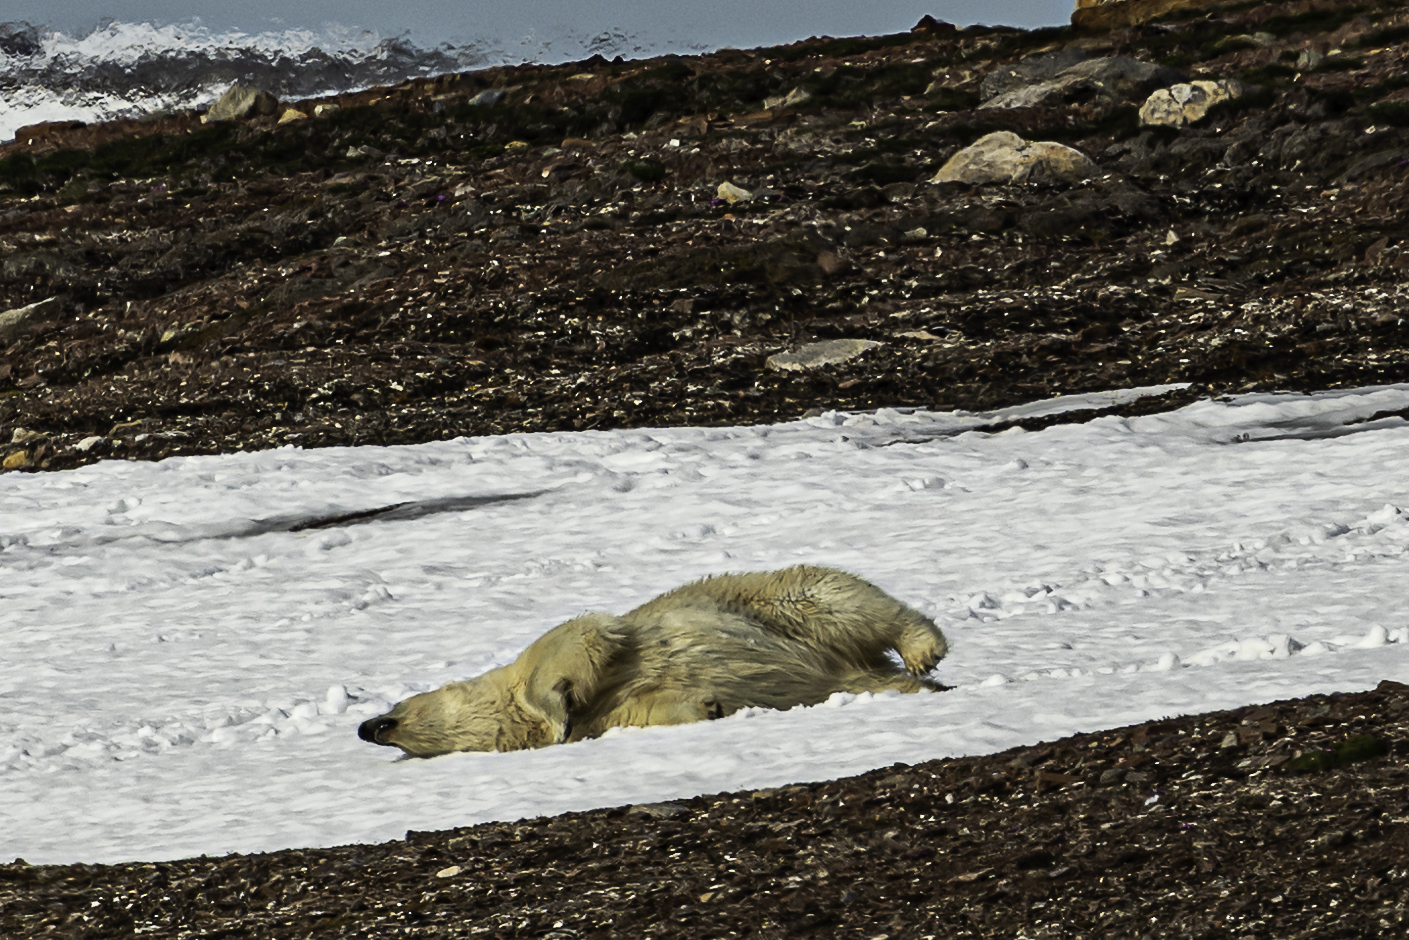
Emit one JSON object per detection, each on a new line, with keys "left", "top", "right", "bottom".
{"left": 3, "top": 383, "right": 1409, "bottom": 864}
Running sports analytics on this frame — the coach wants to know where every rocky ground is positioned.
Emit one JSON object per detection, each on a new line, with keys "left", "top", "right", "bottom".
{"left": 4, "top": 0, "right": 1409, "bottom": 934}
{"left": 5, "top": 681, "right": 1408, "bottom": 938}
{"left": 3, "top": 0, "right": 1409, "bottom": 472}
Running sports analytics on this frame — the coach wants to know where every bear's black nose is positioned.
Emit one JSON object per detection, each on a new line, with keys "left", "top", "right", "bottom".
{"left": 358, "top": 716, "right": 398, "bottom": 744}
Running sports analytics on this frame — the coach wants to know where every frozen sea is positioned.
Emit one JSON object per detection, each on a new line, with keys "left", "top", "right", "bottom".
{"left": 0, "top": 1, "right": 1074, "bottom": 142}
{"left": 3, "top": 384, "right": 1409, "bottom": 865}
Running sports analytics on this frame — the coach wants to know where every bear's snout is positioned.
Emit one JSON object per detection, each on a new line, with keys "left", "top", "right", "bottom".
{"left": 358, "top": 715, "right": 399, "bottom": 745}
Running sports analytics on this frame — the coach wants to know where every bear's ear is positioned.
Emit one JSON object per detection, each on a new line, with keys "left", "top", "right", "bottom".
{"left": 514, "top": 613, "right": 626, "bottom": 745}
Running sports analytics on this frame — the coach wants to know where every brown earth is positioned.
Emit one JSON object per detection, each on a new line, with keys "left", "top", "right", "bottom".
{"left": 5, "top": 680, "right": 1408, "bottom": 939}
{"left": 3, "top": 0, "right": 1409, "bottom": 473}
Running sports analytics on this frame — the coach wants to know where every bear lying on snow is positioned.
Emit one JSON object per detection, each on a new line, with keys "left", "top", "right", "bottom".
{"left": 358, "top": 565, "right": 948, "bottom": 757}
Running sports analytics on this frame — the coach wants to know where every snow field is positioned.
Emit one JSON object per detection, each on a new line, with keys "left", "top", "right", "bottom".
{"left": 2, "top": 384, "right": 1408, "bottom": 863}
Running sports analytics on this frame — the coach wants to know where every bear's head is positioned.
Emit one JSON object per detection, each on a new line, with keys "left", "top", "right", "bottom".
{"left": 357, "top": 667, "right": 559, "bottom": 757}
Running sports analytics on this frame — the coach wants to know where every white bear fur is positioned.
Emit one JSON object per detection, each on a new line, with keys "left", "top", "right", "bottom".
{"left": 358, "top": 565, "right": 948, "bottom": 756}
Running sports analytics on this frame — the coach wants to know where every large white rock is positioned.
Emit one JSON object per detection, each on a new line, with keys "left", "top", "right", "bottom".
{"left": 930, "top": 131, "right": 1100, "bottom": 186}
{"left": 766, "top": 339, "right": 883, "bottom": 372}
{"left": 1139, "top": 80, "right": 1244, "bottom": 127}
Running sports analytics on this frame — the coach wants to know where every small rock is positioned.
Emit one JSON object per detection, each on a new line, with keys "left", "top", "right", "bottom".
{"left": 74, "top": 435, "right": 106, "bottom": 453}
{"left": 1139, "top": 80, "right": 1244, "bottom": 128}
{"left": 11, "top": 427, "right": 45, "bottom": 444}
{"left": 911, "top": 15, "right": 957, "bottom": 36}
{"left": 0, "top": 296, "right": 60, "bottom": 343}
{"left": 470, "top": 89, "right": 506, "bottom": 106}
{"left": 1220, "top": 732, "right": 1239, "bottom": 749}
{"left": 1297, "top": 49, "right": 1326, "bottom": 70}
{"left": 628, "top": 801, "right": 690, "bottom": 818}
{"left": 767, "top": 339, "right": 883, "bottom": 372}
{"left": 717, "top": 181, "right": 753, "bottom": 203}
{"left": 2, "top": 450, "right": 31, "bottom": 471}
{"left": 313, "top": 103, "right": 341, "bottom": 117}
{"left": 1100, "top": 768, "right": 1127, "bottom": 785}
{"left": 505, "top": 140, "right": 531, "bottom": 153}
{"left": 930, "top": 131, "right": 1099, "bottom": 186}
{"left": 435, "top": 865, "right": 463, "bottom": 878}
{"left": 204, "top": 84, "right": 279, "bottom": 123}
{"left": 763, "top": 87, "right": 812, "bottom": 110}
{"left": 816, "top": 250, "right": 850, "bottom": 276}
{"left": 277, "top": 109, "right": 308, "bottom": 124}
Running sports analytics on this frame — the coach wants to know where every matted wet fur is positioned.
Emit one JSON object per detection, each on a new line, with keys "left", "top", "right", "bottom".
{"left": 358, "top": 565, "right": 948, "bottom": 757}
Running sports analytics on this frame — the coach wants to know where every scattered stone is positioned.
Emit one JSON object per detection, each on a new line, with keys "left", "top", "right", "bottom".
{"left": 1139, "top": 80, "right": 1244, "bottom": 128}
{"left": 313, "top": 103, "right": 341, "bottom": 117}
{"left": 980, "top": 48, "right": 1089, "bottom": 103}
{"left": 1297, "top": 49, "right": 1326, "bottom": 71}
{"left": 469, "top": 89, "right": 506, "bottom": 106}
{"left": 74, "top": 436, "right": 106, "bottom": 452}
{"left": 277, "top": 109, "right": 308, "bottom": 124}
{"left": 203, "top": 85, "right": 279, "bottom": 123}
{"left": 2, "top": 450, "right": 31, "bottom": 470}
{"left": 628, "top": 801, "right": 691, "bottom": 818}
{"left": 929, "top": 131, "right": 1100, "bottom": 185}
{"left": 0, "top": 297, "right": 60, "bottom": 343}
{"left": 763, "top": 87, "right": 812, "bottom": 110}
{"left": 717, "top": 181, "right": 754, "bottom": 203}
{"left": 10, "top": 428, "right": 45, "bottom": 444}
{"left": 766, "top": 339, "right": 883, "bottom": 372}
{"left": 816, "top": 250, "right": 850, "bottom": 276}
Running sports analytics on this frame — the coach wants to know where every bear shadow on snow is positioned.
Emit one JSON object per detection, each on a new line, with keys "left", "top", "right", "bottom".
{"left": 358, "top": 565, "right": 949, "bottom": 757}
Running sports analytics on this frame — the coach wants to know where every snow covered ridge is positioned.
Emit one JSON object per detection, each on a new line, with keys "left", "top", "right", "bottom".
{"left": 2, "top": 383, "right": 1409, "bottom": 864}
{"left": 0, "top": 18, "right": 653, "bottom": 142}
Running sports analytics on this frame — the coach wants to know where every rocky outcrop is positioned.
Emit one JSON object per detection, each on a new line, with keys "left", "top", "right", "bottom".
{"left": 930, "top": 131, "right": 1100, "bottom": 185}
{"left": 1139, "top": 80, "right": 1245, "bottom": 127}
{"left": 982, "top": 56, "right": 1183, "bottom": 109}
{"left": 981, "top": 48, "right": 1090, "bottom": 103}
{"left": 1073, "top": 0, "right": 1227, "bottom": 31}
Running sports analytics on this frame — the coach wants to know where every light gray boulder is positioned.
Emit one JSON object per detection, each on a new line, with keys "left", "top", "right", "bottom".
{"left": 930, "top": 131, "right": 1100, "bottom": 186}
{"left": 766, "top": 339, "right": 883, "bottom": 372}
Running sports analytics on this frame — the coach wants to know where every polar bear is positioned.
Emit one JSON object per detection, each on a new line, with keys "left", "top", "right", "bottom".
{"left": 357, "top": 565, "right": 948, "bottom": 757}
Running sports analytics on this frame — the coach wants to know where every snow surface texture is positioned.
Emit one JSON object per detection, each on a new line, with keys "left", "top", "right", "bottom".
{"left": 4, "top": 384, "right": 1409, "bottom": 865}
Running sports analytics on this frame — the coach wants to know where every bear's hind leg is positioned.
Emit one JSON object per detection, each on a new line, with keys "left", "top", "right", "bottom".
{"left": 837, "top": 668, "right": 947, "bottom": 695}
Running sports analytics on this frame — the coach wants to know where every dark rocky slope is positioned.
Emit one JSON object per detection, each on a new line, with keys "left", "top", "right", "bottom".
{"left": 2, "top": 0, "right": 1408, "bottom": 472}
